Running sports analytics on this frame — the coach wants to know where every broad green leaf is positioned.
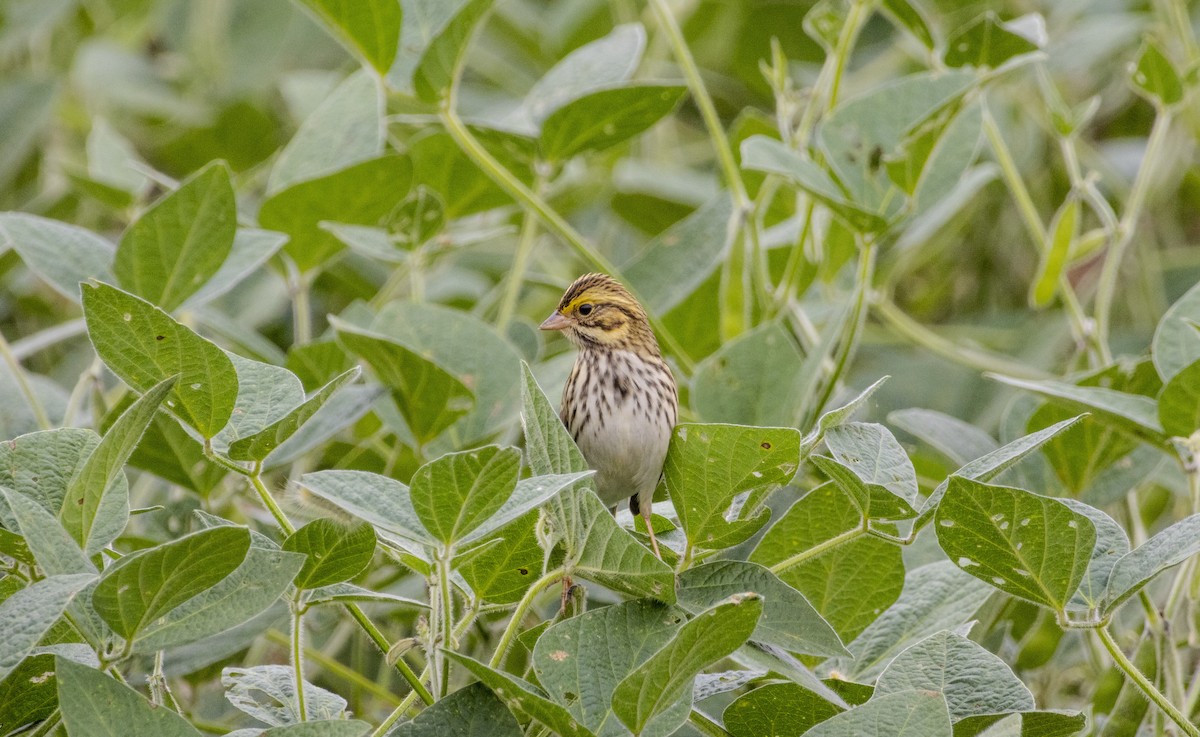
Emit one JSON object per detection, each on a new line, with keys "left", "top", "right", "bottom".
{"left": 213, "top": 355, "right": 304, "bottom": 450}
{"left": 533, "top": 599, "right": 689, "bottom": 737}
{"left": 2, "top": 489, "right": 94, "bottom": 576}
{"left": 1103, "top": 513, "right": 1200, "bottom": 613}
{"left": 803, "top": 0, "right": 848, "bottom": 52}
{"left": 223, "top": 664, "right": 350, "bottom": 725}
{"left": 539, "top": 85, "right": 686, "bottom": 161}
{"left": 60, "top": 375, "right": 174, "bottom": 555}
{"left": 1152, "top": 280, "right": 1200, "bottom": 381}
{"left": 1030, "top": 196, "right": 1079, "bottom": 309}
{"left": 943, "top": 12, "right": 1041, "bottom": 69}
{"left": 261, "top": 721, "right": 371, "bottom": 737}
{"left": 622, "top": 193, "right": 735, "bottom": 316}
{"left": 822, "top": 422, "right": 920, "bottom": 519}
{"left": 113, "top": 161, "right": 236, "bottom": 311}
{"left": 612, "top": 594, "right": 763, "bottom": 735}
{"left": 407, "top": 129, "right": 529, "bottom": 218}
{"left": 677, "top": 560, "right": 847, "bottom": 657}
{"left": 958, "top": 710, "right": 1087, "bottom": 737}
{"left": 462, "top": 471, "right": 593, "bottom": 545}
{"left": 333, "top": 319, "right": 473, "bottom": 445}
{"left": 411, "top": 0, "right": 492, "bottom": 102}
{"left": 990, "top": 374, "right": 1165, "bottom": 446}
{"left": 293, "top": 0, "right": 401, "bottom": 74}
{"left": 446, "top": 651, "right": 596, "bottom": 737}
{"left": 283, "top": 519, "right": 376, "bottom": 589}
{"left": 664, "top": 424, "right": 799, "bottom": 551}
{"left": 806, "top": 690, "right": 952, "bottom": 737}
{"left": 890, "top": 408, "right": 999, "bottom": 467}
{"left": 1061, "top": 499, "right": 1128, "bottom": 612}
{"left": 409, "top": 445, "right": 520, "bottom": 546}
{"left": 121, "top": 413, "right": 225, "bottom": 495}
{"left": 876, "top": 631, "right": 1034, "bottom": 721}
{"left": 881, "top": 0, "right": 935, "bottom": 49}
{"left": 0, "top": 79, "right": 56, "bottom": 188}
{"left": 268, "top": 71, "right": 383, "bottom": 195}
{"left": 833, "top": 561, "right": 993, "bottom": 681}
{"left": 1158, "top": 357, "right": 1200, "bottom": 437}
{"left": 92, "top": 526, "right": 251, "bottom": 640}
{"left": 297, "top": 470, "right": 435, "bottom": 550}
{"left": 800, "top": 377, "right": 890, "bottom": 460}
{"left": 57, "top": 657, "right": 202, "bottom": 737}
{"left": 691, "top": 321, "right": 805, "bottom": 426}
{"left": 182, "top": 228, "right": 288, "bottom": 310}
{"left": 572, "top": 490, "right": 677, "bottom": 602}
{"left": 391, "top": 682, "right": 522, "bottom": 737}
{"left": 81, "top": 282, "right": 238, "bottom": 439}
{"left": 935, "top": 477, "right": 1095, "bottom": 611}
{"left": 259, "top": 155, "right": 412, "bottom": 271}
{"left": 303, "top": 582, "right": 426, "bottom": 609}
{"left": 1131, "top": 39, "right": 1183, "bottom": 106}
{"left": 740, "top": 136, "right": 889, "bottom": 233}
{"left": 0, "top": 652, "right": 59, "bottom": 731}
{"left": 0, "top": 428, "right": 99, "bottom": 518}
{"left": 725, "top": 682, "right": 842, "bottom": 737}
{"left": 87, "top": 118, "right": 147, "bottom": 195}
{"left": 455, "top": 512, "right": 543, "bottom": 604}
{"left": 0, "top": 526, "right": 33, "bottom": 565}
{"left": 133, "top": 547, "right": 305, "bottom": 652}
{"left": 228, "top": 368, "right": 360, "bottom": 461}
{"left": 0, "top": 574, "right": 94, "bottom": 681}
{"left": 263, "top": 384, "right": 383, "bottom": 469}
{"left": 750, "top": 484, "right": 904, "bottom": 642}
{"left": 0, "top": 213, "right": 115, "bottom": 302}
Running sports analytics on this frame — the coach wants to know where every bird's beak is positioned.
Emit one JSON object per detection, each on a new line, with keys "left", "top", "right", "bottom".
{"left": 539, "top": 311, "right": 570, "bottom": 331}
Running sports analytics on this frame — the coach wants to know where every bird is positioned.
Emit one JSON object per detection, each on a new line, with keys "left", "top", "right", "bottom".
{"left": 539, "top": 273, "right": 678, "bottom": 558}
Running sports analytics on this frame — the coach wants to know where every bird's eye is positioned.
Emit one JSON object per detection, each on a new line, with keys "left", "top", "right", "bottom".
{"left": 578, "top": 303, "right": 594, "bottom": 316}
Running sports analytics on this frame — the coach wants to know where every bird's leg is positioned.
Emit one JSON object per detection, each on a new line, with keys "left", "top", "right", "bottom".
{"left": 642, "top": 503, "right": 662, "bottom": 559}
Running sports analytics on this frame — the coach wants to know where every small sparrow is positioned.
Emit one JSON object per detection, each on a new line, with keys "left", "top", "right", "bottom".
{"left": 539, "top": 274, "right": 678, "bottom": 558}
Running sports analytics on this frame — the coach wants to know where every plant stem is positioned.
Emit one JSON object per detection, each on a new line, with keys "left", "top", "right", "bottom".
{"left": 826, "top": 0, "right": 869, "bottom": 111}
{"left": 26, "top": 710, "right": 61, "bottom": 737}
{"left": 769, "top": 525, "right": 864, "bottom": 575}
{"left": 368, "top": 673, "right": 428, "bottom": 737}
{"left": 344, "top": 603, "right": 435, "bottom": 706}
{"left": 1096, "top": 625, "right": 1200, "bottom": 737}
{"left": 495, "top": 173, "right": 544, "bottom": 331}
{"left": 488, "top": 568, "right": 562, "bottom": 668}
{"left": 285, "top": 258, "right": 313, "bottom": 345}
{"left": 810, "top": 239, "right": 874, "bottom": 419}
{"left": 688, "top": 708, "right": 732, "bottom": 737}
{"left": 0, "top": 328, "right": 51, "bottom": 430}
{"left": 250, "top": 469, "right": 295, "bottom": 534}
{"left": 292, "top": 600, "right": 308, "bottom": 721}
{"left": 265, "top": 628, "right": 402, "bottom": 705}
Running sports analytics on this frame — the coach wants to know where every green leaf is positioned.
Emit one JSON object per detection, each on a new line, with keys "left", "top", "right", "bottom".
{"left": 81, "top": 281, "right": 239, "bottom": 439}
{"left": 806, "top": 690, "right": 952, "bottom": 737}
{"left": 0, "top": 428, "right": 99, "bottom": 519}
{"left": 1103, "top": 513, "right": 1200, "bottom": 613}
{"left": 935, "top": 477, "right": 1096, "bottom": 611}
{"left": 876, "top": 631, "right": 1034, "bottom": 721}
{"left": 611, "top": 594, "right": 763, "bottom": 735}
{"left": 532, "top": 599, "right": 690, "bottom": 737}
{"left": 60, "top": 375, "right": 174, "bottom": 555}
{"left": 297, "top": 470, "right": 435, "bottom": 552}
{"left": 227, "top": 367, "right": 360, "bottom": 461}
{"left": 0, "top": 574, "right": 95, "bottom": 681}
{"left": 259, "top": 155, "right": 412, "bottom": 271}
{"left": 1131, "top": 38, "right": 1183, "bottom": 106}
{"left": 57, "top": 657, "right": 202, "bottom": 737}
{"left": 989, "top": 374, "right": 1165, "bottom": 446}
{"left": 664, "top": 423, "right": 800, "bottom": 551}
{"left": 832, "top": 561, "right": 994, "bottom": 681}
{"left": 0, "top": 652, "right": 60, "bottom": 731}
{"left": 890, "top": 408, "right": 999, "bottom": 467}
{"left": 461, "top": 471, "right": 593, "bottom": 545}
{"left": 691, "top": 321, "right": 805, "bottom": 426}
{"left": 92, "top": 526, "right": 251, "bottom": 640}
{"left": 740, "top": 136, "right": 889, "bottom": 233}
{"left": 622, "top": 193, "right": 735, "bottom": 316}
{"left": 571, "top": 490, "right": 677, "bottom": 602}
{"left": 223, "top": 664, "right": 350, "bottom": 725}
{"left": 409, "top": 446, "right": 520, "bottom": 546}
{"left": 133, "top": 547, "right": 305, "bottom": 652}
{"left": 294, "top": 0, "right": 401, "bottom": 74}
{"left": 750, "top": 484, "right": 904, "bottom": 642}
{"left": 539, "top": 85, "right": 686, "bottom": 161}
{"left": 406, "top": 129, "right": 529, "bottom": 218}
{"left": 1153, "top": 280, "right": 1200, "bottom": 381}
{"left": 1029, "top": 195, "right": 1079, "bottom": 309}
{"left": 446, "top": 651, "right": 596, "bottom": 737}
{"left": 2, "top": 489, "right": 94, "bottom": 576}
{"left": 333, "top": 319, "right": 474, "bottom": 445}
{"left": 0, "top": 213, "right": 115, "bottom": 302}
{"left": 182, "top": 228, "right": 288, "bottom": 310}
{"left": 880, "top": 0, "right": 936, "bottom": 49}
{"left": 391, "top": 682, "right": 522, "bottom": 737}
{"left": 113, "top": 161, "right": 237, "bottom": 311}
{"left": 821, "top": 422, "right": 920, "bottom": 519}
{"left": 263, "top": 384, "right": 383, "bottom": 469}
{"left": 411, "top": 0, "right": 493, "bottom": 102}
{"left": 303, "top": 582, "right": 426, "bottom": 609}
{"left": 677, "top": 561, "right": 847, "bottom": 657}
{"left": 725, "top": 682, "right": 842, "bottom": 737}
{"left": 214, "top": 355, "right": 305, "bottom": 450}
{"left": 268, "top": 71, "right": 383, "bottom": 195}
{"left": 943, "top": 12, "right": 1042, "bottom": 69}
{"left": 800, "top": 377, "right": 890, "bottom": 460}
{"left": 455, "top": 513, "right": 542, "bottom": 604}
{"left": 1157, "top": 357, "right": 1200, "bottom": 437}
{"left": 1061, "top": 499, "right": 1128, "bottom": 612}
{"left": 283, "top": 519, "right": 376, "bottom": 589}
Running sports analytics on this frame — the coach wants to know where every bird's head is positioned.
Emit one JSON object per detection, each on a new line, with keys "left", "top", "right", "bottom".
{"left": 539, "top": 273, "right": 658, "bottom": 354}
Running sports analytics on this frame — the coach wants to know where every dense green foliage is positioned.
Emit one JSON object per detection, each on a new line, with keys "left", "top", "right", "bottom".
{"left": 1, "top": 0, "right": 1199, "bottom": 735}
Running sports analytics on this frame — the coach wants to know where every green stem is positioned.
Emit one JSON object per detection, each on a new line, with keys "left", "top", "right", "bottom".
{"left": 826, "top": 0, "right": 869, "bottom": 111}
{"left": 688, "top": 708, "right": 732, "bottom": 737}
{"left": 265, "top": 629, "right": 402, "bottom": 706}
{"left": 495, "top": 173, "right": 544, "bottom": 331}
{"left": 1096, "top": 626, "right": 1200, "bottom": 737}
{"left": 369, "top": 676, "right": 427, "bottom": 737}
{"left": 810, "top": 239, "right": 874, "bottom": 419}
{"left": 26, "top": 710, "right": 61, "bottom": 737}
{"left": 286, "top": 259, "right": 313, "bottom": 345}
{"left": 292, "top": 601, "right": 308, "bottom": 721}
{"left": 1094, "top": 108, "right": 1173, "bottom": 362}
{"left": 0, "top": 328, "right": 51, "bottom": 430}
{"left": 488, "top": 568, "right": 562, "bottom": 668}
{"left": 769, "top": 525, "right": 864, "bottom": 575}
{"left": 345, "top": 603, "right": 435, "bottom": 705}
{"left": 250, "top": 469, "right": 295, "bottom": 535}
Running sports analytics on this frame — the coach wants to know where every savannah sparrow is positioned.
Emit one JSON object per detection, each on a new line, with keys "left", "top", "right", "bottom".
{"left": 539, "top": 273, "right": 678, "bottom": 558}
